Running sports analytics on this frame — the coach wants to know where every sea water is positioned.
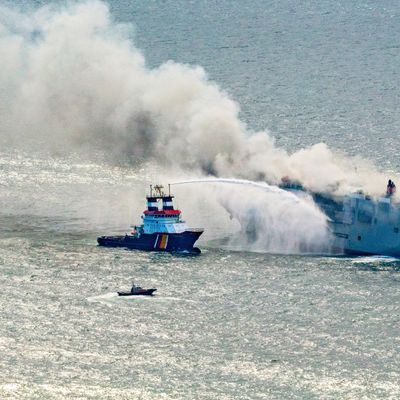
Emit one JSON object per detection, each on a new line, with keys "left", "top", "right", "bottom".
{"left": 0, "top": 1, "right": 399, "bottom": 399}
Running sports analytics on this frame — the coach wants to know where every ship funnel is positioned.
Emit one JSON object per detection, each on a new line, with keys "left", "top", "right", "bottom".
{"left": 162, "top": 196, "right": 174, "bottom": 210}
{"left": 147, "top": 197, "right": 158, "bottom": 211}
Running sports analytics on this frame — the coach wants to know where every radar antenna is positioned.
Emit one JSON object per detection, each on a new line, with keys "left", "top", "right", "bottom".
{"left": 154, "top": 185, "right": 164, "bottom": 197}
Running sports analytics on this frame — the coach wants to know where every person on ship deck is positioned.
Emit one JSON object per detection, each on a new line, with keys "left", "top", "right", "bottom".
{"left": 386, "top": 179, "right": 396, "bottom": 196}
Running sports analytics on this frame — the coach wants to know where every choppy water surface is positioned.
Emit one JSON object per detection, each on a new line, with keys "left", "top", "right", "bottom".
{"left": 0, "top": 155, "right": 399, "bottom": 399}
{"left": 1, "top": 0, "right": 400, "bottom": 398}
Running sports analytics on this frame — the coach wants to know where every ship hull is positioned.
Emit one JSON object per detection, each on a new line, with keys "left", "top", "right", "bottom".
{"left": 97, "top": 230, "right": 203, "bottom": 253}
{"left": 282, "top": 186, "right": 400, "bottom": 257}
{"left": 117, "top": 289, "right": 157, "bottom": 296}
{"left": 331, "top": 224, "right": 400, "bottom": 258}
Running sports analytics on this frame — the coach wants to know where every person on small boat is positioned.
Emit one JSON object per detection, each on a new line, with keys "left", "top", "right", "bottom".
{"left": 387, "top": 179, "right": 396, "bottom": 196}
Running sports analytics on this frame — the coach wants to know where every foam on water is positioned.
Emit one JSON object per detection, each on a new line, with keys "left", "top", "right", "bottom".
{"left": 87, "top": 292, "right": 119, "bottom": 305}
{"left": 87, "top": 292, "right": 198, "bottom": 305}
{"left": 352, "top": 255, "right": 400, "bottom": 264}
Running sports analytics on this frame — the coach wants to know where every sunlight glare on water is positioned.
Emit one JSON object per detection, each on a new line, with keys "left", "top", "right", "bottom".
{"left": 1, "top": 0, "right": 400, "bottom": 398}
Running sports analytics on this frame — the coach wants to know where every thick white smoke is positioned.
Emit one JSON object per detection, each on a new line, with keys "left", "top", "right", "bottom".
{"left": 173, "top": 179, "right": 332, "bottom": 254}
{"left": 0, "top": 0, "right": 391, "bottom": 197}
{"left": 1, "top": 1, "right": 396, "bottom": 254}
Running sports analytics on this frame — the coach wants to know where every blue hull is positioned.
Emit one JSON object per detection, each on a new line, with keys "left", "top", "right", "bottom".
{"left": 97, "top": 230, "right": 203, "bottom": 253}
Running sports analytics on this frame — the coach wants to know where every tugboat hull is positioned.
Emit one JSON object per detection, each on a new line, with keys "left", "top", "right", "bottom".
{"left": 97, "top": 230, "right": 203, "bottom": 253}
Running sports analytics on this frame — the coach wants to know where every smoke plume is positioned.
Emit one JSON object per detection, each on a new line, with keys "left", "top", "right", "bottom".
{"left": 1, "top": 1, "right": 397, "bottom": 254}
{"left": 0, "top": 0, "right": 390, "bottom": 197}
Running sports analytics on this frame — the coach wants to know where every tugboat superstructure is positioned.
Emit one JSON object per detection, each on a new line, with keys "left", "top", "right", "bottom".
{"left": 97, "top": 185, "right": 203, "bottom": 253}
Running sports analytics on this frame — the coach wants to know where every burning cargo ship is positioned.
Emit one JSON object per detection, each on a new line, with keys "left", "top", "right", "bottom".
{"left": 281, "top": 177, "right": 400, "bottom": 257}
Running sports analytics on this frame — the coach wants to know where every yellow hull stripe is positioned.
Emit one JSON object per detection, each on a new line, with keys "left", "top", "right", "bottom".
{"left": 160, "top": 234, "right": 168, "bottom": 249}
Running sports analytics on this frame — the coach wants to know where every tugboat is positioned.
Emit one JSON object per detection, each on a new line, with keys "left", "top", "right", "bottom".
{"left": 97, "top": 184, "right": 204, "bottom": 253}
{"left": 117, "top": 283, "right": 157, "bottom": 297}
